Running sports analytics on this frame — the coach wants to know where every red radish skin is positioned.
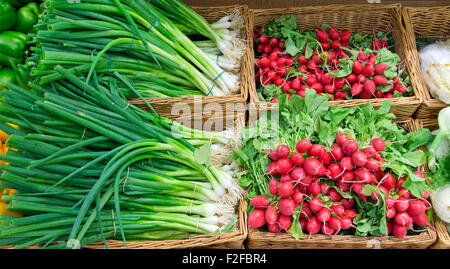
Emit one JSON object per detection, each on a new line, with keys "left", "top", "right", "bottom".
{"left": 342, "top": 170, "right": 356, "bottom": 182}
{"left": 353, "top": 61, "right": 364, "bottom": 74}
{"left": 342, "top": 140, "right": 359, "bottom": 156}
{"left": 292, "top": 191, "right": 304, "bottom": 205}
{"left": 344, "top": 209, "right": 358, "bottom": 219}
{"left": 395, "top": 198, "right": 409, "bottom": 212}
{"left": 306, "top": 217, "right": 321, "bottom": 234}
{"left": 340, "top": 156, "right": 355, "bottom": 171}
{"left": 321, "top": 223, "right": 335, "bottom": 236}
{"left": 278, "top": 182, "right": 295, "bottom": 198}
{"left": 320, "top": 152, "right": 333, "bottom": 165}
{"left": 250, "top": 195, "right": 269, "bottom": 209}
{"left": 352, "top": 151, "right": 368, "bottom": 167}
{"left": 278, "top": 215, "right": 292, "bottom": 230}
{"left": 276, "top": 145, "right": 291, "bottom": 158}
{"left": 248, "top": 209, "right": 266, "bottom": 228}
{"left": 392, "top": 224, "right": 407, "bottom": 238}
{"left": 290, "top": 152, "right": 304, "bottom": 166}
{"left": 340, "top": 216, "right": 354, "bottom": 230}
{"left": 407, "top": 200, "right": 426, "bottom": 217}
{"left": 300, "top": 203, "right": 313, "bottom": 219}
{"left": 373, "top": 75, "right": 388, "bottom": 86}
{"left": 301, "top": 174, "right": 315, "bottom": 187}
{"left": 331, "top": 40, "right": 341, "bottom": 50}
{"left": 351, "top": 83, "right": 363, "bottom": 96}
{"left": 265, "top": 205, "right": 278, "bottom": 225}
{"left": 381, "top": 173, "right": 397, "bottom": 191}
{"left": 320, "top": 183, "right": 330, "bottom": 195}
{"left": 303, "top": 157, "right": 327, "bottom": 176}
{"left": 308, "top": 182, "right": 321, "bottom": 196}
{"left": 277, "top": 158, "right": 293, "bottom": 175}
{"left": 269, "top": 37, "right": 278, "bottom": 48}
{"left": 317, "top": 208, "right": 331, "bottom": 223}
{"left": 329, "top": 217, "right": 342, "bottom": 232}
{"left": 279, "top": 198, "right": 296, "bottom": 216}
{"left": 386, "top": 207, "right": 396, "bottom": 219}
{"left": 385, "top": 197, "right": 396, "bottom": 208}
{"left": 336, "top": 134, "right": 349, "bottom": 146}
{"left": 316, "top": 29, "right": 329, "bottom": 42}
{"left": 280, "top": 174, "right": 293, "bottom": 183}
{"left": 296, "top": 139, "right": 312, "bottom": 153}
{"left": 363, "top": 63, "right": 374, "bottom": 77}
{"left": 300, "top": 219, "right": 307, "bottom": 231}
{"left": 357, "top": 74, "right": 366, "bottom": 84}
{"left": 331, "top": 144, "right": 344, "bottom": 161}
{"left": 269, "top": 178, "right": 279, "bottom": 195}
{"left": 413, "top": 213, "right": 428, "bottom": 227}
{"left": 267, "top": 162, "right": 279, "bottom": 176}
{"left": 341, "top": 198, "right": 354, "bottom": 209}
{"left": 267, "top": 150, "right": 279, "bottom": 161}
{"left": 398, "top": 188, "right": 410, "bottom": 199}
{"left": 363, "top": 80, "right": 376, "bottom": 94}
{"left": 308, "top": 144, "right": 327, "bottom": 158}
{"left": 370, "top": 138, "right": 386, "bottom": 152}
{"left": 337, "top": 179, "right": 352, "bottom": 192}
{"left": 356, "top": 167, "right": 374, "bottom": 183}
{"left": 374, "top": 64, "right": 388, "bottom": 75}
{"left": 357, "top": 49, "right": 368, "bottom": 61}
{"left": 259, "top": 34, "right": 268, "bottom": 44}
{"left": 331, "top": 204, "right": 345, "bottom": 216}
{"left": 395, "top": 212, "right": 413, "bottom": 227}
{"left": 364, "top": 158, "right": 381, "bottom": 171}
{"left": 328, "top": 189, "right": 342, "bottom": 202}
{"left": 346, "top": 73, "right": 357, "bottom": 84}
{"left": 267, "top": 222, "right": 281, "bottom": 233}
{"left": 290, "top": 167, "right": 306, "bottom": 182}
{"left": 327, "top": 163, "right": 343, "bottom": 180}
{"left": 309, "top": 197, "right": 323, "bottom": 212}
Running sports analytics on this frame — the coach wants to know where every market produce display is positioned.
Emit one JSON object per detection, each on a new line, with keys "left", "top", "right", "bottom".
{"left": 0, "top": 0, "right": 40, "bottom": 90}
{"left": 25, "top": 0, "right": 246, "bottom": 97}
{"left": 253, "top": 15, "right": 413, "bottom": 102}
{"left": 233, "top": 91, "right": 433, "bottom": 238}
{"left": 0, "top": 67, "right": 244, "bottom": 248}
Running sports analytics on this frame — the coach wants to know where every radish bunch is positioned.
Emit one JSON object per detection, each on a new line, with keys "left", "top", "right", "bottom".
{"left": 253, "top": 24, "right": 410, "bottom": 102}
{"left": 248, "top": 134, "right": 431, "bottom": 239}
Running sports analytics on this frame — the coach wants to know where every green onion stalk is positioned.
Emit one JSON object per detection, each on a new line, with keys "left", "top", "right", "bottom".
{"left": 0, "top": 67, "right": 243, "bottom": 248}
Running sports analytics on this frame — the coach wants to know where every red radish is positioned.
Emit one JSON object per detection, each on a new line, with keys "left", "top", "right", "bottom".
{"left": 344, "top": 209, "right": 358, "bottom": 219}
{"left": 392, "top": 224, "right": 407, "bottom": 238}
{"left": 263, "top": 45, "right": 272, "bottom": 54}
{"left": 351, "top": 83, "right": 364, "bottom": 96}
{"left": 305, "top": 75, "right": 317, "bottom": 86}
{"left": 307, "top": 61, "right": 318, "bottom": 71}
{"left": 260, "top": 58, "right": 270, "bottom": 68}
{"left": 269, "top": 178, "right": 279, "bottom": 195}
{"left": 306, "top": 217, "right": 321, "bottom": 234}
{"left": 341, "top": 30, "right": 351, "bottom": 42}
{"left": 271, "top": 97, "right": 278, "bottom": 103}
{"left": 381, "top": 173, "right": 397, "bottom": 191}
{"left": 386, "top": 207, "right": 396, "bottom": 219}
{"left": 370, "top": 138, "right": 386, "bottom": 152}
{"left": 273, "top": 77, "right": 284, "bottom": 87}
{"left": 374, "top": 90, "right": 384, "bottom": 98}
{"left": 371, "top": 186, "right": 388, "bottom": 202}
{"left": 394, "top": 85, "right": 406, "bottom": 94}
{"left": 352, "top": 151, "right": 368, "bottom": 167}
{"left": 308, "top": 182, "right": 321, "bottom": 196}
{"left": 269, "top": 37, "right": 278, "bottom": 48}
{"left": 292, "top": 191, "right": 304, "bottom": 205}
{"left": 320, "top": 152, "right": 332, "bottom": 165}
{"left": 340, "top": 216, "right": 354, "bottom": 230}
{"left": 267, "top": 150, "right": 279, "bottom": 161}
{"left": 331, "top": 204, "right": 345, "bottom": 216}
{"left": 297, "top": 89, "right": 306, "bottom": 98}
{"left": 342, "top": 170, "right": 356, "bottom": 182}
{"left": 268, "top": 52, "right": 279, "bottom": 62}
{"left": 331, "top": 144, "right": 344, "bottom": 161}
{"left": 353, "top": 61, "right": 364, "bottom": 74}
{"left": 324, "top": 84, "right": 335, "bottom": 94}
{"left": 363, "top": 63, "right": 374, "bottom": 77}
{"left": 329, "top": 217, "right": 342, "bottom": 232}
{"left": 336, "top": 134, "right": 349, "bottom": 146}
{"left": 413, "top": 213, "right": 428, "bottom": 227}
{"left": 300, "top": 203, "right": 313, "bottom": 219}
{"left": 308, "top": 145, "right": 327, "bottom": 158}
{"left": 340, "top": 156, "right": 355, "bottom": 171}
{"left": 300, "top": 219, "right": 307, "bottom": 231}
{"left": 248, "top": 209, "right": 266, "bottom": 228}
{"left": 337, "top": 179, "right": 352, "bottom": 192}
{"left": 311, "top": 82, "right": 324, "bottom": 93}
{"left": 278, "top": 215, "right": 292, "bottom": 230}
{"left": 290, "top": 167, "right": 306, "bottom": 182}
{"left": 357, "top": 49, "right": 368, "bottom": 61}
{"left": 285, "top": 58, "right": 294, "bottom": 66}
{"left": 355, "top": 167, "right": 374, "bottom": 183}
{"left": 328, "top": 27, "right": 340, "bottom": 40}
{"left": 320, "top": 183, "right": 330, "bottom": 195}
{"left": 296, "top": 139, "right": 312, "bottom": 153}
{"left": 398, "top": 188, "right": 410, "bottom": 199}
{"left": 395, "top": 198, "right": 409, "bottom": 212}
{"left": 279, "top": 198, "right": 296, "bottom": 216}
{"left": 265, "top": 205, "right": 278, "bottom": 225}
{"left": 276, "top": 57, "right": 286, "bottom": 66}
{"left": 276, "top": 145, "right": 290, "bottom": 158}
{"left": 363, "top": 80, "right": 376, "bottom": 95}
{"left": 381, "top": 40, "right": 388, "bottom": 47}
{"left": 267, "top": 222, "right": 281, "bottom": 233}
{"left": 277, "top": 66, "right": 287, "bottom": 77}
{"left": 385, "top": 93, "right": 394, "bottom": 98}
{"left": 298, "top": 55, "right": 308, "bottom": 65}
{"left": 397, "top": 176, "right": 406, "bottom": 188}
{"left": 352, "top": 182, "right": 364, "bottom": 194}
{"left": 337, "top": 49, "right": 349, "bottom": 58}
{"left": 278, "top": 40, "right": 286, "bottom": 49}
{"left": 357, "top": 74, "right": 366, "bottom": 84}
{"left": 267, "top": 70, "right": 277, "bottom": 80}
{"left": 364, "top": 158, "right": 381, "bottom": 171}
{"left": 341, "top": 198, "right": 354, "bottom": 209}
{"left": 278, "top": 181, "right": 295, "bottom": 198}
{"left": 317, "top": 208, "right": 331, "bottom": 223}
{"left": 267, "top": 162, "right": 279, "bottom": 176}
{"left": 374, "top": 64, "right": 388, "bottom": 75}
{"left": 385, "top": 197, "right": 396, "bottom": 208}
{"left": 328, "top": 189, "right": 342, "bottom": 202}
{"left": 334, "top": 78, "right": 346, "bottom": 89}
{"left": 387, "top": 221, "right": 392, "bottom": 234}
{"left": 331, "top": 40, "right": 341, "bottom": 50}
{"left": 291, "top": 78, "right": 301, "bottom": 91}
{"left": 407, "top": 200, "right": 426, "bottom": 217}
{"left": 322, "top": 42, "right": 331, "bottom": 50}
{"left": 281, "top": 82, "right": 291, "bottom": 93}
{"left": 373, "top": 75, "right": 388, "bottom": 86}
{"left": 327, "top": 163, "right": 343, "bottom": 180}
{"left": 395, "top": 211, "right": 413, "bottom": 227}
{"left": 309, "top": 197, "right": 323, "bottom": 212}
{"left": 346, "top": 73, "right": 357, "bottom": 84}
{"left": 362, "top": 147, "right": 378, "bottom": 158}
{"left": 372, "top": 38, "right": 382, "bottom": 50}
{"left": 316, "top": 29, "right": 329, "bottom": 42}
{"left": 280, "top": 174, "right": 293, "bottom": 184}
{"left": 303, "top": 157, "right": 327, "bottom": 176}
{"left": 259, "top": 34, "right": 268, "bottom": 44}
{"left": 334, "top": 90, "right": 347, "bottom": 99}
{"left": 277, "top": 158, "right": 293, "bottom": 175}
{"left": 250, "top": 195, "right": 269, "bottom": 209}
{"left": 342, "top": 140, "right": 359, "bottom": 156}
{"left": 311, "top": 55, "right": 322, "bottom": 64}
{"left": 290, "top": 152, "right": 304, "bottom": 166}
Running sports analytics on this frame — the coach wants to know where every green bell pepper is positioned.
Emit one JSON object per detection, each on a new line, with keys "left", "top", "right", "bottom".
{"left": 24, "top": 2, "right": 40, "bottom": 17}
{"left": 0, "top": 0, "right": 17, "bottom": 32}
{"left": 14, "top": 6, "right": 38, "bottom": 33}
{"left": 0, "top": 31, "right": 27, "bottom": 66}
{"left": 0, "top": 68, "right": 16, "bottom": 90}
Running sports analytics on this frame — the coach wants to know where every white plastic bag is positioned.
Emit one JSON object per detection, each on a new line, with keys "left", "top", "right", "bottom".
{"left": 418, "top": 40, "right": 450, "bottom": 104}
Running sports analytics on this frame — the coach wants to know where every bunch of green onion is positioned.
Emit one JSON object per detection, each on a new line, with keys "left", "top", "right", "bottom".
{"left": 0, "top": 66, "right": 244, "bottom": 249}
{"left": 25, "top": 0, "right": 246, "bottom": 97}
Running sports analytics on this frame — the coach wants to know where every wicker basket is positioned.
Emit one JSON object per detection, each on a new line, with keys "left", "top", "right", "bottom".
{"left": 248, "top": 4, "right": 422, "bottom": 121}
{"left": 128, "top": 5, "right": 253, "bottom": 120}
{"left": 415, "top": 118, "right": 450, "bottom": 249}
{"left": 402, "top": 6, "right": 449, "bottom": 119}
{"left": 245, "top": 119, "right": 437, "bottom": 249}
